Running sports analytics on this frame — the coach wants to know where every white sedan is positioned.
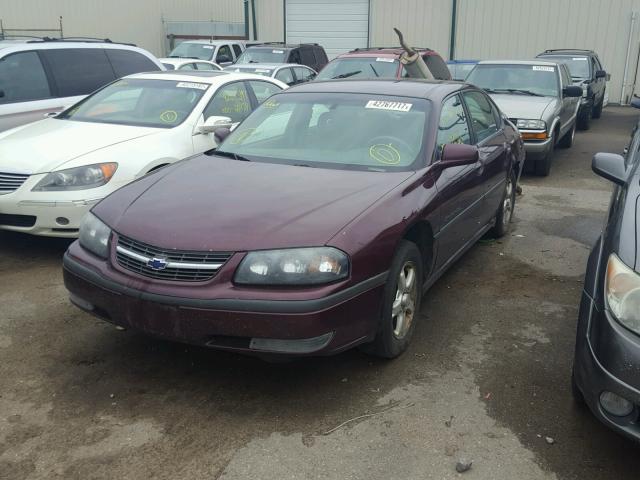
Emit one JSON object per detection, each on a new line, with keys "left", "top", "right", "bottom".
{"left": 0, "top": 71, "right": 286, "bottom": 237}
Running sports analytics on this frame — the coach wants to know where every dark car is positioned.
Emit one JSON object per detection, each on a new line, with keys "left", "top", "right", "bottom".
{"left": 447, "top": 59, "right": 479, "bottom": 81}
{"left": 63, "top": 79, "right": 524, "bottom": 359}
{"left": 315, "top": 47, "right": 451, "bottom": 81}
{"left": 572, "top": 136, "right": 640, "bottom": 441}
{"left": 536, "top": 49, "right": 608, "bottom": 130}
{"left": 235, "top": 43, "right": 328, "bottom": 72}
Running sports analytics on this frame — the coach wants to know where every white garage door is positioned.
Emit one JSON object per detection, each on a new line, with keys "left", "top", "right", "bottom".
{"left": 285, "top": 0, "right": 369, "bottom": 59}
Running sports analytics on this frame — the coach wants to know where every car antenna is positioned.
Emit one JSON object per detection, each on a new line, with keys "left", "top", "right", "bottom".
{"left": 393, "top": 27, "right": 434, "bottom": 80}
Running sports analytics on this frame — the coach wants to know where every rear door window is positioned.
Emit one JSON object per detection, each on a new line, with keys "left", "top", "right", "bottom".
{"left": 462, "top": 91, "right": 499, "bottom": 143}
{"left": 275, "top": 68, "right": 294, "bottom": 85}
{"left": 195, "top": 62, "right": 218, "bottom": 71}
{"left": 232, "top": 44, "right": 243, "bottom": 59}
{"left": 106, "top": 49, "right": 160, "bottom": 77}
{"left": 203, "top": 81, "right": 252, "bottom": 123}
{"left": 293, "top": 66, "right": 315, "bottom": 83}
{"left": 42, "top": 48, "right": 116, "bottom": 97}
{"left": 247, "top": 80, "right": 282, "bottom": 104}
{"left": 179, "top": 63, "right": 196, "bottom": 70}
{"left": 0, "top": 51, "right": 51, "bottom": 103}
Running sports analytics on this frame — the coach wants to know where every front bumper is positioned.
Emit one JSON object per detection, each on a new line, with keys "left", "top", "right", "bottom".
{"left": 523, "top": 136, "right": 553, "bottom": 161}
{"left": 574, "top": 290, "right": 640, "bottom": 441}
{"left": 63, "top": 249, "right": 386, "bottom": 357}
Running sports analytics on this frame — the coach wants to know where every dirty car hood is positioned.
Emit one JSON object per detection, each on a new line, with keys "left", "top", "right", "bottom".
{"left": 488, "top": 94, "right": 556, "bottom": 121}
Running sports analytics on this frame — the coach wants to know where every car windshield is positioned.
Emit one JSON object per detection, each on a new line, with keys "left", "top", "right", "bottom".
{"left": 467, "top": 64, "right": 559, "bottom": 97}
{"left": 224, "top": 66, "right": 274, "bottom": 77}
{"left": 236, "top": 48, "right": 287, "bottom": 64}
{"left": 316, "top": 57, "right": 399, "bottom": 80}
{"left": 215, "top": 92, "right": 429, "bottom": 171}
{"left": 168, "top": 42, "right": 215, "bottom": 60}
{"left": 57, "top": 78, "right": 208, "bottom": 128}
{"left": 541, "top": 55, "right": 591, "bottom": 79}
{"left": 448, "top": 63, "right": 476, "bottom": 81}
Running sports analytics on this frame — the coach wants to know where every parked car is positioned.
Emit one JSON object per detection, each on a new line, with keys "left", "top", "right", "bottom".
{"left": 315, "top": 47, "right": 451, "bottom": 81}
{"left": 0, "top": 71, "right": 286, "bottom": 237}
{"left": 447, "top": 59, "right": 479, "bottom": 81}
{"left": 167, "top": 40, "right": 245, "bottom": 67}
{"left": 466, "top": 60, "right": 582, "bottom": 176}
{"left": 159, "top": 58, "right": 222, "bottom": 71}
{"left": 235, "top": 43, "right": 328, "bottom": 72}
{"left": 0, "top": 38, "right": 164, "bottom": 132}
{"left": 63, "top": 79, "right": 524, "bottom": 359}
{"left": 223, "top": 63, "right": 316, "bottom": 86}
{"left": 536, "top": 49, "right": 608, "bottom": 130}
{"left": 572, "top": 141, "right": 640, "bottom": 441}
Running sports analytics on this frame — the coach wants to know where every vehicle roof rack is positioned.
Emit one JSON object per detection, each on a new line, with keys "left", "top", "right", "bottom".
{"left": 25, "top": 36, "right": 136, "bottom": 46}
{"left": 542, "top": 48, "right": 593, "bottom": 53}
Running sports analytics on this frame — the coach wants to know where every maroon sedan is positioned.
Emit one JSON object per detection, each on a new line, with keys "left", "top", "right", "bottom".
{"left": 63, "top": 80, "right": 524, "bottom": 358}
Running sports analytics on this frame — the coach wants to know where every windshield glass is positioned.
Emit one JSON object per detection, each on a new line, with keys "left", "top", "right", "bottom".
{"left": 224, "top": 66, "right": 274, "bottom": 77}
{"left": 316, "top": 57, "right": 399, "bottom": 80}
{"left": 236, "top": 48, "right": 287, "bottom": 64}
{"left": 467, "top": 64, "right": 559, "bottom": 97}
{"left": 541, "top": 55, "right": 590, "bottom": 79}
{"left": 215, "top": 92, "right": 429, "bottom": 171}
{"left": 448, "top": 63, "right": 476, "bottom": 81}
{"left": 169, "top": 42, "right": 215, "bottom": 60}
{"left": 57, "top": 78, "right": 208, "bottom": 128}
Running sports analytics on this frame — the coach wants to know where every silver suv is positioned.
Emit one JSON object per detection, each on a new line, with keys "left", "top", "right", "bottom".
{"left": 0, "top": 39, "right": 164, "bottom": 132}
{"left": 467, "top": 60, "right": 582, "bottom": 176}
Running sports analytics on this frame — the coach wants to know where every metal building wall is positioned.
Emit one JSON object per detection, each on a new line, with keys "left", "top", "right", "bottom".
{"left": 0, "top": 0, "right": 244, "bottom": 56}
{"left": 253, "top": 0, "right": 285, "bottom": 41}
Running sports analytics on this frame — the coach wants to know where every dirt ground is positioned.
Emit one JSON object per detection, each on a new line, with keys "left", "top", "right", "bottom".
{"left": 1, "top": 107, "right": 639, "bottom": 480}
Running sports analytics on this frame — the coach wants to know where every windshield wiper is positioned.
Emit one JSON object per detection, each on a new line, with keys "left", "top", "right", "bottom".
{"left": 495, "top": 88, "right": 544, "bottom": 97}
{"left": 214, "top": 150, "right": 251, "bottom": 162}
{"left": 332, "top": 70, "right": 362, "bottom": 79}
{"left": 293, "top": 163, "right": 315, "bottom": 168}
{"left": 369, "top": 64, "right": 379, "bottom": 77}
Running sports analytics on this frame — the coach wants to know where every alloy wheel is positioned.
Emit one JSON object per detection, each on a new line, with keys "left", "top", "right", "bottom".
{"left": 392, "top": 262, "right": 418, "bottom": 339}
{"left": 502, "top": 176, "right": 514, "bottom": 227}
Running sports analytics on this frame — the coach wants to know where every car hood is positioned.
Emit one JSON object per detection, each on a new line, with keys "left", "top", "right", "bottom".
{"left": 0, "top": 119, "right": 159, "bottom": 174}
{"left": 94, "top": 154, "right": 415, "bottom": 251}
{"left": 488, "top": 94, "right": 556, "bottom": 120}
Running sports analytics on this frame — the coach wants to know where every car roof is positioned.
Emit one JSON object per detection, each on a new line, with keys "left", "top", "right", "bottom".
{"left": 224, "top": 63, "right": 311, "bottom": 69}
{"left": 477, "top": 59, "right": 559, "bottom": 66}
{"left": 159, "top": 58, "right": 218, "bottom": 65}
{"left": 0, "top": 40, "right": 151, "bottom": 55}
{"left": 177, "top": 40, "right": 241, "bottom": 45}
{"left": 336, "top": 47, "right": 437, "bottom": 59}
{"left": 284, "top": 78, "right": 464, "bottom": 101}
{"left": 538, "top": 49, "right": 595, "bottom": 55}
{"left": 124, "top": 70, "right": 286, "bottom": 85}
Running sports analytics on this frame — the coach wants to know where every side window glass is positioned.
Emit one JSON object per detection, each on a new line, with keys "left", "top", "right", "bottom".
{"left": 203, "top": 82, "right": 251, "bottom": 123}
{"left": 437, "top": 95, "right": 471, "bottom": 154}
{"left": 294, "top": 67, "right": 315, "bottom": 82}
{"left": 42, "top": 48, "right": 116, "bottom": 97}
{"left": 216, "top": 45, "right": 232, "bottom": 63}
{"left": 289, "top": 49, "right": 301, "bottom": 64}
{"left": 275, "top": 68, "right": 294, "bottom": 85}
{"left": 105, "top": 49, "right": 160, "bottom": 77}
{"left": 0, "top": 51, "right": 51, "bottom": 103}
{"left": 247, "top": 80, "right": 282, "bottom": 104}
{"left": 195, "top": 62, "right": 217, "bottom": 71}
{"left": 462, "top": 91, "right": 499, "bottom": 143}
{"left": 235, "top": 103, "right": 295, "bottom": 146}
{"left": 232, "top": 44, "right": 243, "bottom": 58}
{"left": 179, "top": 63, "right": 196, "bottom": 70}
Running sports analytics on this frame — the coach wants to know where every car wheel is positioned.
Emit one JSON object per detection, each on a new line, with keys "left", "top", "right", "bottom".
{"left": 363, "top": 240, "right": 423, "bottom": 359}
{"left": 571, "top": 367, "right": 585, "bottom": 404}
{"left": 535, "top": 132, "right": 555, "bottom": 176}
{"left": 491, "top": 170, "right": 516, "bottom": 237}
{"left": 558, "top": 122, "right": 575, "bottom": 149}
{"left": 577, "top": 107, "right": 592, "bottom": 130}
{"left": 592, "top": 98, "right": 604, "bottom": 119}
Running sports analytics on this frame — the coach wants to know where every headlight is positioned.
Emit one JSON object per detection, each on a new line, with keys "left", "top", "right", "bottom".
{"left": 516, "top": 119, "right": 546, "bottom": 130}
{"left": 605, "top": 253, "right": 640, "bottom": 335}
{"left": 33, "top": 163, "right": 117, "bottom": 191}
{"left": 234, "top": 247, "right": 349, "bottom": 285}
{"left": 79, "top": 212, "right": 112, "bottom": 259}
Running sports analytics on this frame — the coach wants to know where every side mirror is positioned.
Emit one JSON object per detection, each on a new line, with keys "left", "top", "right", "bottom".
{"left": 631, "top": 96, "right": 640, "bottom": 109}
{"left": 595, "top": 70, "right": 607, "bottom": 79}
{"left": 440, "top": 144, "right": 479, "bottom": 168}
{"left": 198, "top": 115, "right": 233, "bottom": 134}
{"left": 0, "top": 90, "right": 4, "bottom": 98}
{"left": 214, "top": 127, "right": 231, "bottom": 143}
{"left": 592, "top": 152, "right": 626, "bottom": 186}
{"left": 563, "top": 85, "right": 583, "bottom": 97}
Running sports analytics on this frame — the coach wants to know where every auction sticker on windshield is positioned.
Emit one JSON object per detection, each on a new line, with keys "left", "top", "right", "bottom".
{"left": 273, "top": 50, "right": 284, "bottom": 53}
{"left": 375, "top": 57, "right": 395, "bottom": 62}
{"left": 176, "top": 82, "right": 209, "bottom": 90}
{"left": 365, "top": 100, "right": 412, "bottom": 112}
{"left": 532, "top": 66, "right": 554, "bottom": 72}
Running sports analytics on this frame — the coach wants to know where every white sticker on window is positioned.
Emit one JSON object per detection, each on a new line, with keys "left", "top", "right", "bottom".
{"left": 375, "top": 57, "right": 395, "bottom": 63}
{"left": 203, "top": 45, "right": 214, "bottom": 49}
{"left": 176, "top": 82, "right": 209, "bottom": 90}
{"left": 365, "top": 100, "right": 412, "bottom": 112}
{"left": 532, "top": 66, "right": 555, "bottom": 72}
{"left": 273, "top": 49, "right": 284, "bottom": 54}
{"left": 572, "top": 57, "right": 587, "bottom": 61}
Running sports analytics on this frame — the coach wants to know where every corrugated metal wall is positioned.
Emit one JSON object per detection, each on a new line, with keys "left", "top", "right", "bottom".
{"left": 0, "top": 0, "right": 244, "bottom": 56}
{"left": 253, "top": 0, "right": 285, "bottom": 41}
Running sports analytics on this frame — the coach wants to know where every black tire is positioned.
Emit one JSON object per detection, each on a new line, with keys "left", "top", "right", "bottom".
{"left": 491, "top": 170, "right": 516, "bottom": 237}
{"left": 577, "top": 107, "right": 591, "bottom": 131}
{"left": 592, "top": 98, "right": 604, "bottom": 119}
{"left": 571, "top": 367, "right": 585, "bottom": 404}
{"left": 534, "top": 132, "right": 555, "bottom": 176}
{"left": 558, "top": 122, "right": 575, "bottom": 149}
{"left": 362, "top": 240, "right": 423, "bottom": 359}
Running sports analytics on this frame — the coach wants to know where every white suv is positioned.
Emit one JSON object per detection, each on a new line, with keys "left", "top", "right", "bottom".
{"left": 0, "top": 39, "right": 164, "bottom": 132}
{"left": 167, "top": 40, "right": 245, "bottom": 67}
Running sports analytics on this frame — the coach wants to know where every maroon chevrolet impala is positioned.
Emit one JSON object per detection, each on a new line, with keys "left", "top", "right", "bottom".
{"left": 63, "top": 79, "right": 524, "bottom": 358}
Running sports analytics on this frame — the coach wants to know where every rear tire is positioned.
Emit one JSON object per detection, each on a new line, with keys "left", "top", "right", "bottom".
{"left": 558, "top": 122, "right": 575, "bottom": 149}
{"left": 491, "top": 170, "right": 516, "bottom": 237}
{"left": 362, "top": 240, "right": 423, "bottom": 359}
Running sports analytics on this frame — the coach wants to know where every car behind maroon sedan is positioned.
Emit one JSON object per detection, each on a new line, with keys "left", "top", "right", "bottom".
{"left": 63, "top": 79, "right": 524, "bottom": 359}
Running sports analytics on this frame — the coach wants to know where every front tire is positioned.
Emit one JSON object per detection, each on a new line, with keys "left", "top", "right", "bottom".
{"left": 535, "top": 131, "right": 555, "bottom": 176}
{"left": 363, "top": 240, "right": 423, "bottom": 359}
{"left": 577, "top": 105, "right": 592, "bottom": 130}
{"left": 491, "top": 170, "right": 516, "bottom": 237}
{"left": 592, "top": 97, "right": 604, "bottom": 119}
{"left": 558, "top": 122, "right": 575, "bottom": 149}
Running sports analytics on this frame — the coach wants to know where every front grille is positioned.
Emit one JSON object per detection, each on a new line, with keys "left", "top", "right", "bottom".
{"left": 0, "top": 172, "right": 29, "bottom": 194}
{"left": 115, "top": 234, "right": 233, "bottom": 282}
{"left": 0, "top": 214, "right": 36, "bottom": 227}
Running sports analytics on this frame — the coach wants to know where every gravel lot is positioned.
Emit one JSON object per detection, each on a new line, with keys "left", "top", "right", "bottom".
{"left": 1, "top": 106, "right": 638, "bottom": 479}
